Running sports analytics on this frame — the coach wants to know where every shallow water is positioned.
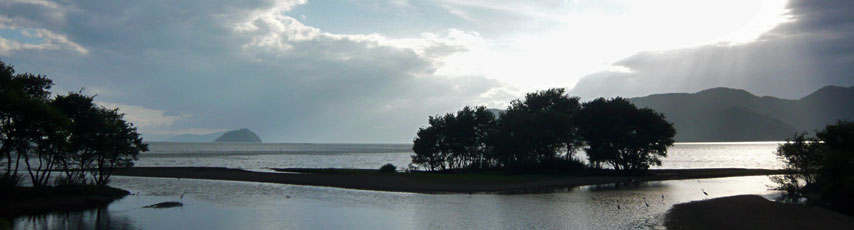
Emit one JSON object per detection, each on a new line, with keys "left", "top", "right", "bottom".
{"left": 13, "top": 175, "right": 781, "bottom": 230}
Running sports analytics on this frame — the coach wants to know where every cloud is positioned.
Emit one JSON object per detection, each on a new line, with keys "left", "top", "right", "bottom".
{"left": 0, "top": 0, "right": 512, "bottom": 142}
{"left": 0, "top": 14, "right": 87, "bottom": 55}
{"left": 96, "top": 101, "right": 191, "bottom": 130}
{"left": 3, "top": 0, "right": 829, "bottom": 142}
{"left": 570, "top": 0, "right": 854, "bottom": 99}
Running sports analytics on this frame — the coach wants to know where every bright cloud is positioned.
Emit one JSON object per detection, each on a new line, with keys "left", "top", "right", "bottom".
{"left": 433, "top": 0, "right": 791, "bottom": 91}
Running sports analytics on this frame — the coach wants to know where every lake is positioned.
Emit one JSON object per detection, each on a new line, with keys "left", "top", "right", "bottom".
{"left": 12, "top": 142, "right": 786, "bottom": 230}
{"left": 134, "top": 141, "right": 784, "bottom": 169}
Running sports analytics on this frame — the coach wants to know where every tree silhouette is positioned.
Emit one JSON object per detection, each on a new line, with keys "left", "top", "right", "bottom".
{"left": 0, "top": 59, "right": 147, "bottom": 188}
{"left": 411, "top": 90, "right": 675, "bottom": 174}
{"left": 52, "top": 93, "right": 148, "bottom": 186}
{"left": 774, "top": 121, "right": 854, "bottom": 214}
{"left": 1, "top": 61, "right": 64, "bottom": 186}
{"left": 576, "top": 97, "right": 675, "bottom": 171}
{"left": 490, "top": 88, "right": 582, "bottom": 168}
{"left": 411, "top": 106, "right": 496, "bottom": 171}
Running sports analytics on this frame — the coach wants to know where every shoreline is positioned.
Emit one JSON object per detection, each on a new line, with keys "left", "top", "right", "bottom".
{"left": 0, "top": 186, "right": 129, "bottom": 217}
{"left": 666, "top": 195, "right": 854, "bottom": 229}
{"left": 114, "top": 167, "right": 784, "bottom": 193}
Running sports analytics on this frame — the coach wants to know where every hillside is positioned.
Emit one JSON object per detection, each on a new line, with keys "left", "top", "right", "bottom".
{"left": 629, "top": 85, "right": 854, "bottom": 141}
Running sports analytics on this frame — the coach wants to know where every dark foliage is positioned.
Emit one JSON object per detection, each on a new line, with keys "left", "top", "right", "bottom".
{"left": 576, "top": 97, "right": 676, "bottom": 171}
{"left": 411, "top": 88, "right": 674, "bottom": 174}
{"left": 0, "top": 59, "right": 147, "bottom": 188}
{"left": 412, "top": 106, "right": 496, "bottom": 171}
{"left": 490, "top": 88, "right": 582, "bottom": 168}
{"left": 773, "top": 121, "right": 854, "bottom": 214}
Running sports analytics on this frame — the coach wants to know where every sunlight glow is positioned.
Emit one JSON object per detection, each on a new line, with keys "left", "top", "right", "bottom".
{"left": 434, "top": 0, "right": 791, "bottom": 92}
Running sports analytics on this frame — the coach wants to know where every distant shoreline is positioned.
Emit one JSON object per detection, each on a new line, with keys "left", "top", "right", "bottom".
{"left": 114, "top": 167, "right": 784, "bottom": 193}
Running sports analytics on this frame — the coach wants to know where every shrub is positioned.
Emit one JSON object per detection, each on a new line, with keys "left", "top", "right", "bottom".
{"left": 774, "top": 121, "right": 854, "bottom": 214}
{"left": 379, "top": 164, "right": 397, "bottom": 173}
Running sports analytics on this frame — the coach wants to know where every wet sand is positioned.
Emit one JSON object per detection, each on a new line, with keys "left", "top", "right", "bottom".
{"left": 114, "top": 167, "right": 784, "bottom": 193}
{"left": 666, "top": 195, "right": 854, "bottom": 230}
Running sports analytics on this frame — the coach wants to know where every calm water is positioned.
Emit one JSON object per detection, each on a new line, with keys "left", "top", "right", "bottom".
{"left": 12, "top": 142, "right": 786, "bottom": 230}
{"left": 135, "top": 141, "right": 784, "bottom": 169}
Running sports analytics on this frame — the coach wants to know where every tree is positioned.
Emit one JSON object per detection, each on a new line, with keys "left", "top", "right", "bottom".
{"left": 90, "top": 106, "right": 147, "bottom": 186}
{"left": 29, "top": 111, "right": 70, "bottom": 187}
{"left": 1, "top": 59, "right": 146, "bottom": 189}
{"left": 411, "top": 106, "right": 496, "bottom": 171}
{"left": 0, "top": 60, "right": 61, "bottom": 186}
{"left": 412, "top": 125, "right": 444, "bottom": 171}
{"left": 52, "top": 93, "right": 148, "bottom": 186}
{"left": 775, "top": 121, "right": 854, "bottom": 213}
{"left": 489, "top": 88, "right": 582, "bottom": 168}
{"left": 771, "top": 133, "right": 824, "bottom": 196}
{"left": 576, "top": 97, "right": 675, "bottom": 171}
{"left": 814, "top": 121, "right": 854, "bottom": 213}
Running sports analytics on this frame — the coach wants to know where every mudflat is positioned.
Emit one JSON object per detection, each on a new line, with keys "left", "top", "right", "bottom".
{"left": 0, "top": 186, "right": 129, "bottom": 216}
{"left": 114, "top": 167, "right": 783, "bottom": 193}
{"left": 665, "top": 195, "right": 854, "bottom": 230}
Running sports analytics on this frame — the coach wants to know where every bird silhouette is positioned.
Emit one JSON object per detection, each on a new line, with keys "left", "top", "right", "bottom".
{"left": 617, "top": 205, "right": 621, "bottom": 210}
{"left": 180, "top": 191, "right": 186, "bottom": 202}
{"left": 701, "top": 189, "right": 709, "bottom": 197}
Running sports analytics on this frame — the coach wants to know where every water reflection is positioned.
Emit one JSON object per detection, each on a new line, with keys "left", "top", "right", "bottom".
{"left": 12, "top": 207, "right": 136, "bottom": 230}
{"left": 136, "top": 142, "right": 783, "bottom": 170}
{"left": 12, "top": 176, "right": 781, "bottom": 230}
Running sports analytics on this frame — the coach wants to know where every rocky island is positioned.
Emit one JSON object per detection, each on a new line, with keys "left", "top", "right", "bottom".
{"left": 214, "top": 128, "right": 262, "bottom": 143}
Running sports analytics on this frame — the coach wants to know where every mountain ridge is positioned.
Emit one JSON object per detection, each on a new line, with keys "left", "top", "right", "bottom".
{"left": 629, "top": 85, "right": 854, "bottom": 141}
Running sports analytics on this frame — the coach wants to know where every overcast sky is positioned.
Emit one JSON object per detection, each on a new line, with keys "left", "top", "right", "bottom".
{"left": 1, "top": 0, "right": 852, "bottom": 143}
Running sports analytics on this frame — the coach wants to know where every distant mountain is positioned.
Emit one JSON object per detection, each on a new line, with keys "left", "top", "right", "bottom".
{"left": 629, "top": 85, "right": 854, "bottom": 141}
{"left": 167, "top": 131, "right": 225, "bottom": 142}
{"left": 214, "top": 128, "right": 262, "bottom": 143}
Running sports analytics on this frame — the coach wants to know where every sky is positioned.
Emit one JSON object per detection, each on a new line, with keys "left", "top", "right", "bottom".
{"left": 1, "top": 0, "right": 852, "bottom": 143}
